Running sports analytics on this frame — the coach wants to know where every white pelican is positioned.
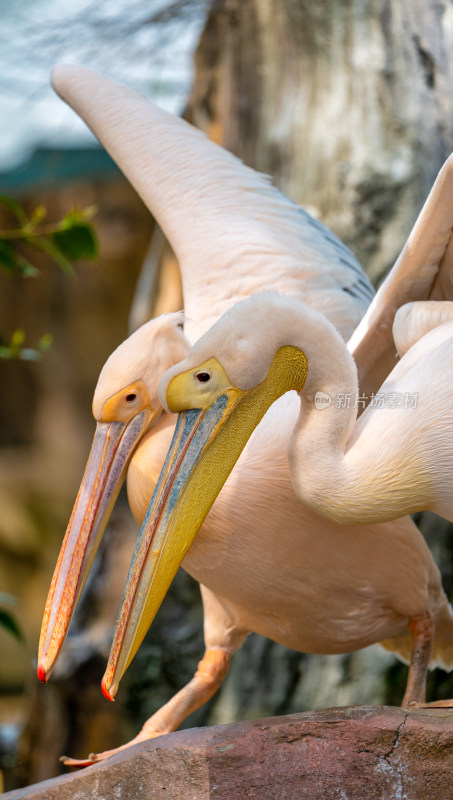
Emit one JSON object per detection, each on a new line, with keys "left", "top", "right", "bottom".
{"left": 154, "top": 291, "right": 453, "bottom": 527}
{"left": 37, "top": 66, "right": 379, "bottom": 765}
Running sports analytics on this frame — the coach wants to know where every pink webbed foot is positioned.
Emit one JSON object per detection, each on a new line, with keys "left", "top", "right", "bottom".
{"left": 405, "top": 698, "right": 453, "bottom": 709}
{"left": 61, "top": 647, "right": 232, "bottom": 769}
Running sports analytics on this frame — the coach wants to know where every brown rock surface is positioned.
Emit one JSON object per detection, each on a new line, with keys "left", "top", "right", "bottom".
{"left": 3, "top": 705, "right": 453, "bottom": 800}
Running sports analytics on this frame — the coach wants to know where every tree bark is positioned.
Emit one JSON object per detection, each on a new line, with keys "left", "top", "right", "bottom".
{"left": 186, "top": 0, "right": 453, "bottom": 282}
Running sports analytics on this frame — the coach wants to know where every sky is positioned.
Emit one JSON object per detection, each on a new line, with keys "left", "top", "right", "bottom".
{"left": 0, "top": 0, "right": 206, "bottom": 169}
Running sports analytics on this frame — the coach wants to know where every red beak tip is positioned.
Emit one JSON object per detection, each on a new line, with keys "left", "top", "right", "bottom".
{"left": 101, "top": 677, "right": 115, "bottom": 702}
{"left": 37, "top": 664, "right": 48, "bottom": 684}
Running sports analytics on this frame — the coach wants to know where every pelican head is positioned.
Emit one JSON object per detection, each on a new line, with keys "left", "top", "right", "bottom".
{"left": 101, "top": 293, "right": 314, "bottom": 698}
{"left": 38, "top": 312, "right": 188, "bottom": 684}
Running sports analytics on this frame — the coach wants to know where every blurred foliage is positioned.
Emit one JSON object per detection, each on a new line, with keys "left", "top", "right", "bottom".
{"left": 0, "top": 196, "right": 98, "bottom": 360}
{"left": 0, "top": 593, "right": 24, "bottom": 643}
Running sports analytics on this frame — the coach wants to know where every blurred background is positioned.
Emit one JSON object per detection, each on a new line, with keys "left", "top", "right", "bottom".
{"left": 1, "top": 0, "right": 453, "bottom": 791}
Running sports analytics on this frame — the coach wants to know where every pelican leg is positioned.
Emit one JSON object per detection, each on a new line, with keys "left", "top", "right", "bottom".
{"left": 402, "top": 612, "right": 434, "bottom": 706}
{"left": 62, "top": 646, "right": 231, "bottom": 766}
{"left": 401, "top": 611, "right": 453, "bottom": 708}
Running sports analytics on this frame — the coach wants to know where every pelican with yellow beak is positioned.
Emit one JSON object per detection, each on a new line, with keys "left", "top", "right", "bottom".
{"left": 96, "top": 291, "right": 453, "bottom": 766}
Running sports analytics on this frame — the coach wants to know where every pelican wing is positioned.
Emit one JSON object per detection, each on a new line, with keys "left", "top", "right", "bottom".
{"left": 348, "top": 154, "right": 453, "bottom": 395}
{"left": 51, "top": 65, "right": 373, "bottom": 342}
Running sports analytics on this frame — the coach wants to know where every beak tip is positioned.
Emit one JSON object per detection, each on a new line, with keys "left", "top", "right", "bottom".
{"left": 37, "top": 663, "right": 48, "bottom": 684}
{"left": 101, "top": 676, "right": 116, "bottom": 702}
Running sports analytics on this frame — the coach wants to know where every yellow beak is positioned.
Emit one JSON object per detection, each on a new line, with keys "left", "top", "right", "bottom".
{"left": 101, "top": 344, "right": 308, "bottom": 699}
{"left": 37, "top": 409, "right": 153, "bottom": 683}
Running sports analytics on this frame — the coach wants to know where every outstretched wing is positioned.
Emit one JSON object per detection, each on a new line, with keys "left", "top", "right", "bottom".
{"left": 51, "top": 65, "right": 373, "bottom": 342}
{"left": 348, "top": 154, "right": 453, "bottom": 396}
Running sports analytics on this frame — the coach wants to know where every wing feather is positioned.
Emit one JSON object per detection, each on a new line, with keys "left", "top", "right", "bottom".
{"left": 348, "top": 154, "right": 453, "bottom": 395}
{"left": 51, "top": 65, "right": 373, "bottom": 342}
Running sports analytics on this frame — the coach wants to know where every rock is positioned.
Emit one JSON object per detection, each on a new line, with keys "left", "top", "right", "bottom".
{"left": 3, "top": 705, "right": 453, "bottom": 800}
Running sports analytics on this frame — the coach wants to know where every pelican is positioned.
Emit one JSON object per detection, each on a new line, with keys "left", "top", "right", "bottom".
{"left": 97, "top": 291, "right": 453, "bottom": 761}
{"left": 38, "top": 65, "right": 379, "bottom": 765}
{"left": 92, "top": 156, "right": 453, "bottom": 761}
{"left": 156, "top": 291, "right": 453, "bottom": 527}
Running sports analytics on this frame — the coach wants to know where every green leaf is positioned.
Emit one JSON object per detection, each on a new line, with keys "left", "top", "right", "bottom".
{"left": 30, "top": 205, "right": 47, "bottom": 226}
{"left": 0, "top": 330, "right": 53, "bottom": 360}
{"left": 60, "top": 206, "right": 97, "bottom": 227}
{"left": 38, "top": 333, "right": 53, "bottom": 352}
{"left": 16, "top": 256, "right": 40, "bottom": 278}
{"left": 0, "top": 608, "right": 24, "bottom": 642}
{"left": 10, "top": 328, "right": 25, "bottom": 349}
{"left": 0, "top": 239, "right": 16, "bottom": 272}
{"left": 30, "top": 236, "right": 74, "bottom": 276}
{"left": 80, "top": 205, "right": 98, "bottom": 221}
{"left": 4, "top": 329, "right": 27, "bottom": 359}
{"left": 0, "top": 194, "right": 28, "bottom": 226}
{"left": 53, "top": 223, "right": 98, "bottom": 261}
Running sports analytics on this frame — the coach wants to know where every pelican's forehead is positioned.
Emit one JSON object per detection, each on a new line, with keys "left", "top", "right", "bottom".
{"left": 95, "top": 346, "right": 145, "bottom": 401}
{"left": 93, "top": 312, "right": 184, "bottom": 414}
{"left": 159, "top": 292, "right": 314, "bottom": 408}
{"left": 157, "top": 306, "right": 258, "bottom": 404}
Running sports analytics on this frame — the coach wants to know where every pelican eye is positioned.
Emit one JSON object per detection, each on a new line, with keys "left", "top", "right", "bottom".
{"left": 125, "top": 392, "right": 137, "bottom": 402}
{"left": 195, "top": 372, "right": 211, "bottom": 383}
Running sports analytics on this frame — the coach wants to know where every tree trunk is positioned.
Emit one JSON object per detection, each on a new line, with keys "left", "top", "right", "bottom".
{"left": 186, "top": 0, "right": 453, "bottom": 283}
